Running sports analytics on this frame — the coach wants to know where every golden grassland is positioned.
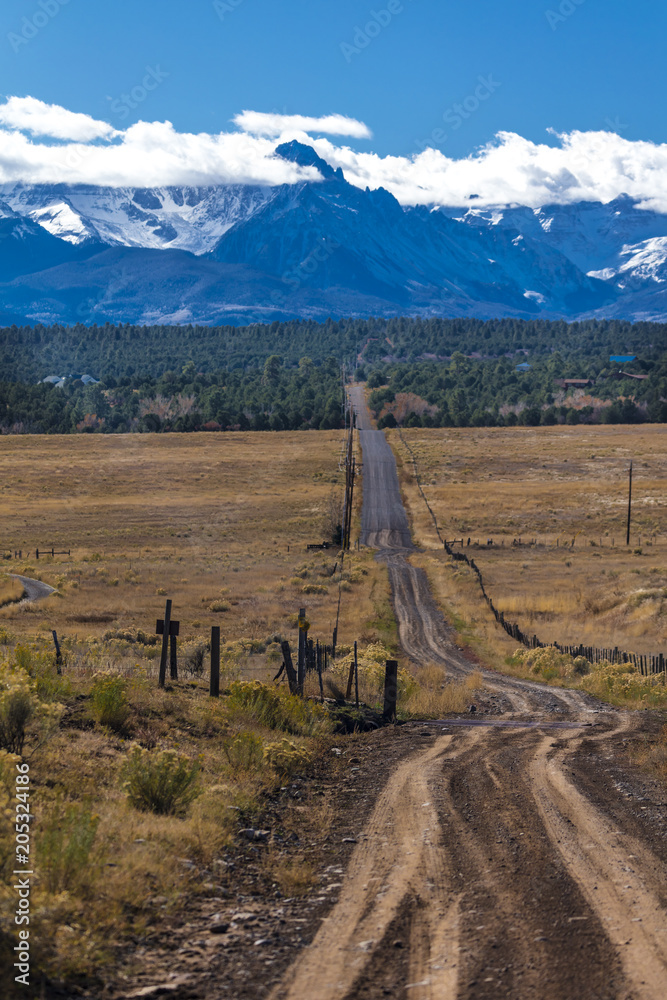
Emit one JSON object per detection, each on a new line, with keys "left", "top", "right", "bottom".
{"left": 0, "top": 430, "right": 388, "bottom": 654}
{"left": 0, "top": 577, "right": 23, "bottom": 608}
{"left": 389, "top": 424, "right": 667, "bottom": 661}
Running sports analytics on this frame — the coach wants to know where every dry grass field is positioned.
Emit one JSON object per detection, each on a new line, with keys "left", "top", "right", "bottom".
{"left": 389, "top": 424, "right": 667, "bottom": 661}
{"left": 0, "top": 431, "right": 391, "bottom": 661}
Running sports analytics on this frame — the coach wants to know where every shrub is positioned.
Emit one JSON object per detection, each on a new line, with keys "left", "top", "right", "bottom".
{"left": 226, "top": 681, "right": 328, "bottom": 736}
{"left": 332, "top": 642, "right": 415, "bottom": 702}
{"left": 0, "top": 751, "right": 20, "bottom": 883}
{"left": 510, "top": 646, "right": 589, "bottom": 681}
{"left": 123, "top": 747, "right": 201, "bottom": 815}
{"left": 209, "top": 600, "right": 230, "bottom": 613}
{"left": 101, "top": 627, "right": 158, "bottom": 647}
{"left": 91, "top": 674, "right": 129, "bottom": 731}
{"left": 182, "top": 641, "right": 208, "bottom": 677}
{"left": 301, "top": 584, "right": 327, "bottom": 595}
{"left": 0, "top": 663, "right": 61, "bottom": 755}
{"left": 263, "top": 739, "right": 312, "bottom": 778}
{"left": 222, "top": 731, "right": 264, "bottom": 774}
{"left": 37, "top": 796, "right": 100, "bottom": 895}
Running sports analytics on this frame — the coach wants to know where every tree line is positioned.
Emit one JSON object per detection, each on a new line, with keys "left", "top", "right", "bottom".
{"left": 0, "top": 357, "right": 344, "bottom": 435}
{"left": 2, "top": 316, "right": 667, "bottom": 383}
{"left": 366, "top": 352, "right": 667, "bottom": 428}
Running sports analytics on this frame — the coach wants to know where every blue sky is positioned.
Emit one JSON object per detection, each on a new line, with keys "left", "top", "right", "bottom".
{"left": 0, "top": 0, "right": 664, "bottom": 159}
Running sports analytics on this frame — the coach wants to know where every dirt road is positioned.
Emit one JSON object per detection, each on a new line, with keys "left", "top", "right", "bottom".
{"left": 10, "top": 574, "right": 55, "bottom": 602}
{"left": 271, "top": 388, "right": 667, "bottom": 1000}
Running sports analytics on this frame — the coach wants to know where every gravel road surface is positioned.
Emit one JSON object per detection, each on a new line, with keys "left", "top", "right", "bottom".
{"left": 10, "top": 574, "right": 55, "bottom": 602}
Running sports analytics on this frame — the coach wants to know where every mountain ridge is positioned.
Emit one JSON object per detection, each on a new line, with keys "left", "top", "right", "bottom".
{"left": 0, "top": 142, "right": 665, "bottom": 325}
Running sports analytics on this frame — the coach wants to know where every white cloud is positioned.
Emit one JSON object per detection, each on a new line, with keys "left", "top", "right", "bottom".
{"left": 0, "top": 96, "right": 118, "bottom": 142}
{"left": 312, "top": 130, "right": 667, "bottom": 213}
{"left": 233, "top": 110, "right": 372, "bottom": 139}
{"left": 2, "top": 97, "right": 667, "bottom": 214}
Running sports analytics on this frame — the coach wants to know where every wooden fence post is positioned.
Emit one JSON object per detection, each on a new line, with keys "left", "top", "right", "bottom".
{"left": 383, "top": 660, "right": 398, "bottom": 721}
{"left": 158, "top": 599, "right": 171, "bottom": 688}
{"left": 210, "top": 626, "right": 220, "bottom": 698}
{"left": 317, "top": 641, "right": 324, "bottom": 703}
{"left": 280, "top": 640, "right": 299, "bottom": 695}
{"left": 51, "top": 630, "right": 62, "bottom": 675}
{"left": 170, "top": 632, "right": 178, "bottom": 681}
{"left": 297, "top": 607, "right": 306, "bottom": 695}
{"left": 354, "top": 639, "right": 359, "bottom": 708}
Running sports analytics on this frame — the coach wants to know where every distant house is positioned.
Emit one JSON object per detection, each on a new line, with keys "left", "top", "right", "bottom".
{"left": 610, "top": 354, "right": 637, "bottom": 364}
{"left": 556, "top": 378, "right": 595, "bottom": 389}
{"left": 40, "top": 373, "right": 99, "bottom": 388}
{"left": 515, "top": 363, "right": 531, "bottom": 372}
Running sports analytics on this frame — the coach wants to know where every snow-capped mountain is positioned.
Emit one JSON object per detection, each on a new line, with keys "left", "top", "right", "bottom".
{"left": 442, "top": 197, "right": 667, "bottom": 318}
{"left": 1, "top": 142, "right": 667, "bottom": 325}
{"left": 0, "top": 183, "right": 272, "bottom": 253}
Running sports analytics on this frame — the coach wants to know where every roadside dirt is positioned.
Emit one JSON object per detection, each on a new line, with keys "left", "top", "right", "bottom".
{"left": 94, "top": 392, "right": 666, "bottom": 1000}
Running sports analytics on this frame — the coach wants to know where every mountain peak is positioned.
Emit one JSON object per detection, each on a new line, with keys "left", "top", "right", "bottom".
{"left": 274, "top": 141, "right": 342, "bottom": 181}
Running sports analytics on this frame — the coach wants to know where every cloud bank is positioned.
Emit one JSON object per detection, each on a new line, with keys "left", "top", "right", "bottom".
{"left": 232, "top": 110, "right": 372, "bottom": 139}
{"left": 0, "top": 96, "right": 118, "bottom": 142}
{"left": 2, "top": 97, "right": 667, "bottom": 212}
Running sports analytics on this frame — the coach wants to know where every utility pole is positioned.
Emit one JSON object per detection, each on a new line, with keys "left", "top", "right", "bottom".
{"left": 626, "top": 460, "right": 633, "bottom": 546}
{"left": 342, "top": 406, "right": 355, "bottom": 550}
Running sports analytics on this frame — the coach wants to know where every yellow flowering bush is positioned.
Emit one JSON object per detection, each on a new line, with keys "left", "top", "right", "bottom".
{"left": 582, "top": 660, "right": 666, "bottom": 702}
{"left": 0, "top": 662, "right": 62, "bottom": 755}
{"left": 123, "top": 746, "right": 201, "bottom": 816}
{"left": 263, "top": 739, "right": 312, "bottom": 778}
{"left": 226, "top": 680, "right": 329, "bottom": 736}
{"left": 333, "top": 642, "right": 415, "bottom": 700}
{"left": 222, "top": 731, "right": 264, "bottom": 774}
{"left": 0, "top": 750, "right": 20, "bottom": 884}
{"left": 90, "top": 673, "right": 129, "bottom": 731}
{"left": 510, "top": 646, "right": 590, "bottom": 681}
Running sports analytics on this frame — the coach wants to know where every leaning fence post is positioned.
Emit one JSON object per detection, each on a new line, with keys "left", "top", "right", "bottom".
{"left": 51, "top": 630, "right": 62, "bottom": 675}
{"left": 210, "top": 626, "right": 220, "bottom": 698}
{"left": 354, "top": 640, "right": 359, "bottom": 708}
{"left": 317, "top": 641, "right": 324, "bottom": 703}
{"left": 280, "top": 639, "right": 299, "bottom": 695}
{"left": 383, "top": 660, "right": 398, "bottom": 721}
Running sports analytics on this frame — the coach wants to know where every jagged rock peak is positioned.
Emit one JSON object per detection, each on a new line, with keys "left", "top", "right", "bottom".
{"left": 274, "top": 141, "right": 343, "bottom": 181}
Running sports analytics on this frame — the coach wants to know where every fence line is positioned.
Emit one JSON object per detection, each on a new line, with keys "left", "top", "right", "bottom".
{"left": 397, "top": 430, "right": 666, "bottom": 676}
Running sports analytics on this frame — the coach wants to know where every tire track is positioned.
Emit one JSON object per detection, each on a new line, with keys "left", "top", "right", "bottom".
{"left": 530, "top": 732, "right": 667, "bottom": 999}
{"left": 270, "top": 734, "right": 465, "bottom": 1000}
